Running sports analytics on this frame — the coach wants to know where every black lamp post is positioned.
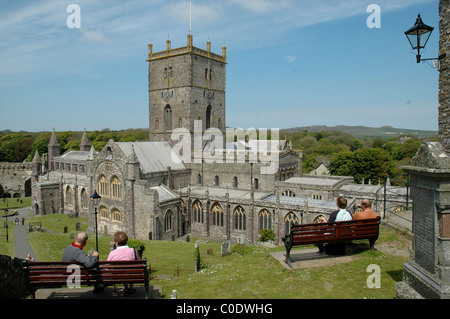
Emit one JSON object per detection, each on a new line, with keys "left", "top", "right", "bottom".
{"left": 90, "top": 190, "right": 101, "bottom": 252}
{"left": 4, "top": 208, "right": 9, "bottom": 243}
{"left": 405, "top": 13, "right": 446, "bottom": 64}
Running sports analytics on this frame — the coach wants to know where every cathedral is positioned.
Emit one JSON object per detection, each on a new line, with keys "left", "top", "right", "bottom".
{"left": 30, "top": 34, "right": 406, "bottom": 244}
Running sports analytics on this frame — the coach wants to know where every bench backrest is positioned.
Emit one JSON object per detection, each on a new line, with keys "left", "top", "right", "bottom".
{"left": 290, "top": 217, "right": 380, "bottom": 245}
{"left": 24, "top": 259, "right": 149, "bottom": 287}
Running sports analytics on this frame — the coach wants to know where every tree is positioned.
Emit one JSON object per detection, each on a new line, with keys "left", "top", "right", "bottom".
{"left": 328, "top": 148, "right": 394, "bottom": 184}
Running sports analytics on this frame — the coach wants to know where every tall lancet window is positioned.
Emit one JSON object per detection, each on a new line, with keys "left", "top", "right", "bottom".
{"left": 206, "top": 105, "right": 212, "bottom": 129}
{"left": 164, "top": 105, "right": 172, "bottom": 131}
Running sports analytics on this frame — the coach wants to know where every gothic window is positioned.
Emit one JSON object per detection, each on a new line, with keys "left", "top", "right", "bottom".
{"left": 111, "top": 208, "right": 122, "bottom": 222}
{"left": 193, "top": 200, "right": 203, "bottom": 223}
{"left": 285, "top": 212, "right": 299, "bottom": 235}
{"left": 178, "top": 117, "right": 182, "bottom": 128}
{"left": 155, "top": 119, "right": 159, "bottom": 129}
{"left": 66, "top": 187, "right": 73, "bottom": 206}
{"left": 164, "top": 105, "right": 172, "bottom": 131}
{"left": 164, "top": 210, "right": 173, "bottom": 232}
{"left": 233, "top": 176, "right": 238, "bottom": 188}
{"left": 259, "top": 209, "right": 272, "bottom": 231}
{"left": 81, "top": 188, "right": 88, "bottom": 209}
{"left": 211, "top": 203, "right": 224, "bottom": 227}
{"left": 234, "top": 206, "right": 246, "bottom": 230}
{"left": 98, "top": 175, "right": 109, "bottom": 197}
{"left": 254, "top": 178, "right": 259, "bottom": 190}
{"left": 214, "top": 175, "right": 219, "bottom": 186}
{"left": 197, "top": 174, "right": 202, "bottom": 185}
{"left": 110, "top": 176, "right": 122, "bottom": 199}
{"left": 106, "top": 146, "right": 112, "bottom": 159}
{"left": 100, "top": 206, "right": 109, "bottom": 219}
{"left": 205, "top": 68, "right": 208, "bottom": 79}
{"left": 206, "top": 105, "right": 212, "bottom": 129}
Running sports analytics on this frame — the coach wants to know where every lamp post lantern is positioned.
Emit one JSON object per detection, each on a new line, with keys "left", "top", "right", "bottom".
{"left": 90, "top": 190, "right": 101, "bottom": 252}
{"left": 405, "top": 13, "right": 445, "bottom": 64}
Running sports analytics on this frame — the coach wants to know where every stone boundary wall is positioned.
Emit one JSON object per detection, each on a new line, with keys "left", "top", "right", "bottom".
{"left": 0, "top": 254, "right": 31, "bottom": 299}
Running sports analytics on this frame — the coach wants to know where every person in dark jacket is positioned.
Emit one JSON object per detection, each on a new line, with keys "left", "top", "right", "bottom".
{"left": 62, "top": 232, "right": 99, "bottom": 267}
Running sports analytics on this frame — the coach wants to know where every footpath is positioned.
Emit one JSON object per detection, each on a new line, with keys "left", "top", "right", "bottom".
{"left": 13, "top": 207, "right": 38, "bottom": 261}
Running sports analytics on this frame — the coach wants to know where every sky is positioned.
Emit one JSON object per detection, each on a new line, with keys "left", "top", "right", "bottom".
{"left": 0, "top": 0, "right": 441, "bottom": 133}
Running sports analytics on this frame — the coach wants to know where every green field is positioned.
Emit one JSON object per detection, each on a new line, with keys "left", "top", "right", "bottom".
{"left": 3, "top": 213, "right": 410, "bottom": 299}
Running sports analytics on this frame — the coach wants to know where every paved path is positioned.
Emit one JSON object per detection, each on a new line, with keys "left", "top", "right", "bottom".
{"left": 13, "top": 207, "right": 38, "bottom": 261}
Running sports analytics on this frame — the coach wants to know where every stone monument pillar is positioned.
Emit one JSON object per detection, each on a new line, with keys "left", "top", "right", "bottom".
{"left": 396, "top": 0, "right": 450, "bottom": 299}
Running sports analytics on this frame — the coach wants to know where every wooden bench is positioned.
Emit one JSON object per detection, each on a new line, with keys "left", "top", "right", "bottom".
{"left": 23, "top": 259, "right": 151, "bottom": 299}
{"left": 281, "top": 217, "right": 381, "bottom": 267}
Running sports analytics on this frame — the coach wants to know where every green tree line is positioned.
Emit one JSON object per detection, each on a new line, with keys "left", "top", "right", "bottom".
{"left": 0, "top": 128, "right": 148, "bottom": 163}
{"left": 283, "top": 130, "right": 435, "bottom": 186}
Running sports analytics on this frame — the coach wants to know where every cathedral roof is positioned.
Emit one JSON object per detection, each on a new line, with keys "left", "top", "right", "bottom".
{"left": 116, "top": 141, "right": 187, "bottom": 173}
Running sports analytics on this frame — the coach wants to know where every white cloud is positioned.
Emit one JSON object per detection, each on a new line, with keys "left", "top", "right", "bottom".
{"left": 284, "top": 55, "right": 296, "bottom": 63}
{"left": 230, "top": 0, "right": 291, "bottom": 14}
{"left": 79, "top": 29, "right": 111, "bottom": 43}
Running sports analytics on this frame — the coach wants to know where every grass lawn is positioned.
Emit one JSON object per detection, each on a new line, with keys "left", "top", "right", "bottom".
{"left": 25, "top": 213, "right": 410, "bottom": 299}
{"left": 0, "top": 220, "right": 15, "bottom": 256}
{"left": 0, "top": 197, "right": 32, "bottom": 211}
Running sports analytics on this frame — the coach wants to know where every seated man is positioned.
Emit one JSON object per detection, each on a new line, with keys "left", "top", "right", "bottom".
{"left": 353, "top": 199, "right": 378, "bottom": 220}
{"left": 62, "top": 232, "right": 99, "bottom": 267}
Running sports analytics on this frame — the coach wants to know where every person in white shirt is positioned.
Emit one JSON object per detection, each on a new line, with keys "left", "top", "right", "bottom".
{"left": 317, "top": 196, "right": 353, "bottom": 254}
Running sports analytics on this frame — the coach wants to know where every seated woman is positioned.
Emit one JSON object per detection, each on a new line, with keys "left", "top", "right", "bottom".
{"left": 107, "top": 231, "right": 141, "bottom": 294}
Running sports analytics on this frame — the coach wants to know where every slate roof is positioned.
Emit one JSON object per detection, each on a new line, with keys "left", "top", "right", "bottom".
{"left": 116, "top": 142, "right": 188, "bottom": 174}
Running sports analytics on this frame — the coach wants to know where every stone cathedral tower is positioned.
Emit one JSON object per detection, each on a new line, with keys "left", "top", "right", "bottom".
{"left": 147, "top": 34, "right": 227, "bottom": 143}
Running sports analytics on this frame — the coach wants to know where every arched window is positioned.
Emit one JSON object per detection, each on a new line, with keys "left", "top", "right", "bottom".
{"left": 197, "top": 174, "right": 202, "bottom": 185}
{"left": 254, "top": 178, "right": 259, "bottom": 190}
{"left": 214, "top": 175, "right": 219, "bottom": 186}
{"left": 234, "top": 206, "right": 246, "bottom": 230}
{"left": 285, "top": 212, "right": 299, "bottom": 235}
{"left": 111, "top": 208, "right": 122, "bottom": 222}
{"left": 164, "top": 105, "right": 172, "bottom": 131}
{"left": 164, "top": 210, "right": 173, "bottom": 232}
{"left": 99, "top": 206, "right": 109, "bottom": 219}
{"left": 81, "top": 188, "right": 88, "bottom": 209}
{"left": 206, "top": 105, "right": 212, "bottom": 129}
{"left": 233, "top": 176, "right": 238, "bottom": 188}
{"left": 193, "top": 200, "right": 203, "bottom": 223}
{"left": 98, "top": 175, "right": 109, "bottom": 197}
{"left": 259, "top": 209, "right": 272, "bottom": 231}
{"left": 211, "top": 203, "right": 224, "bottom": 227}
{"left": 110, "top": 176, "right": 122, "bottom": 199}
{"left": 66, "top": 186, "right": 73, "bottom": 206}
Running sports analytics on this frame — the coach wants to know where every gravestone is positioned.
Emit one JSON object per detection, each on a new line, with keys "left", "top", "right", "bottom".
{"left": 221, "top": 241, "right": 231, "bottom": 257}
{"left": 63, "top": 226, "right": 68, "bottom": 233}
{"left": 76, "top": 222, "right": 80, "bottom": 231}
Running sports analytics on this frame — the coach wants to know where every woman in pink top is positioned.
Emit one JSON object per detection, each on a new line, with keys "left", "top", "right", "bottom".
{"left": 107, "top": 231, "right": 141, "bottom": 293}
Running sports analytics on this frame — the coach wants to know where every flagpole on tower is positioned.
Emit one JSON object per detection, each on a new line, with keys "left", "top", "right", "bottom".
{"left": 189, "top": 0, "right": 192, "bottom": 35}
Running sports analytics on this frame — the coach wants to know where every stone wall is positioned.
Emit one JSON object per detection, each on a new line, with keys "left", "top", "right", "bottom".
{"left": 0, "top": 255, "right": 31, "bottom": 299}
{"left": 439, "top": 0, "right": 450, "bottom": 153}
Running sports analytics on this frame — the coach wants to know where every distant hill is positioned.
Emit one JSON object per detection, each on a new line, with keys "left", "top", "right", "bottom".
{"left": 281, "top": 125, "right": 438, "bottom": 139}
